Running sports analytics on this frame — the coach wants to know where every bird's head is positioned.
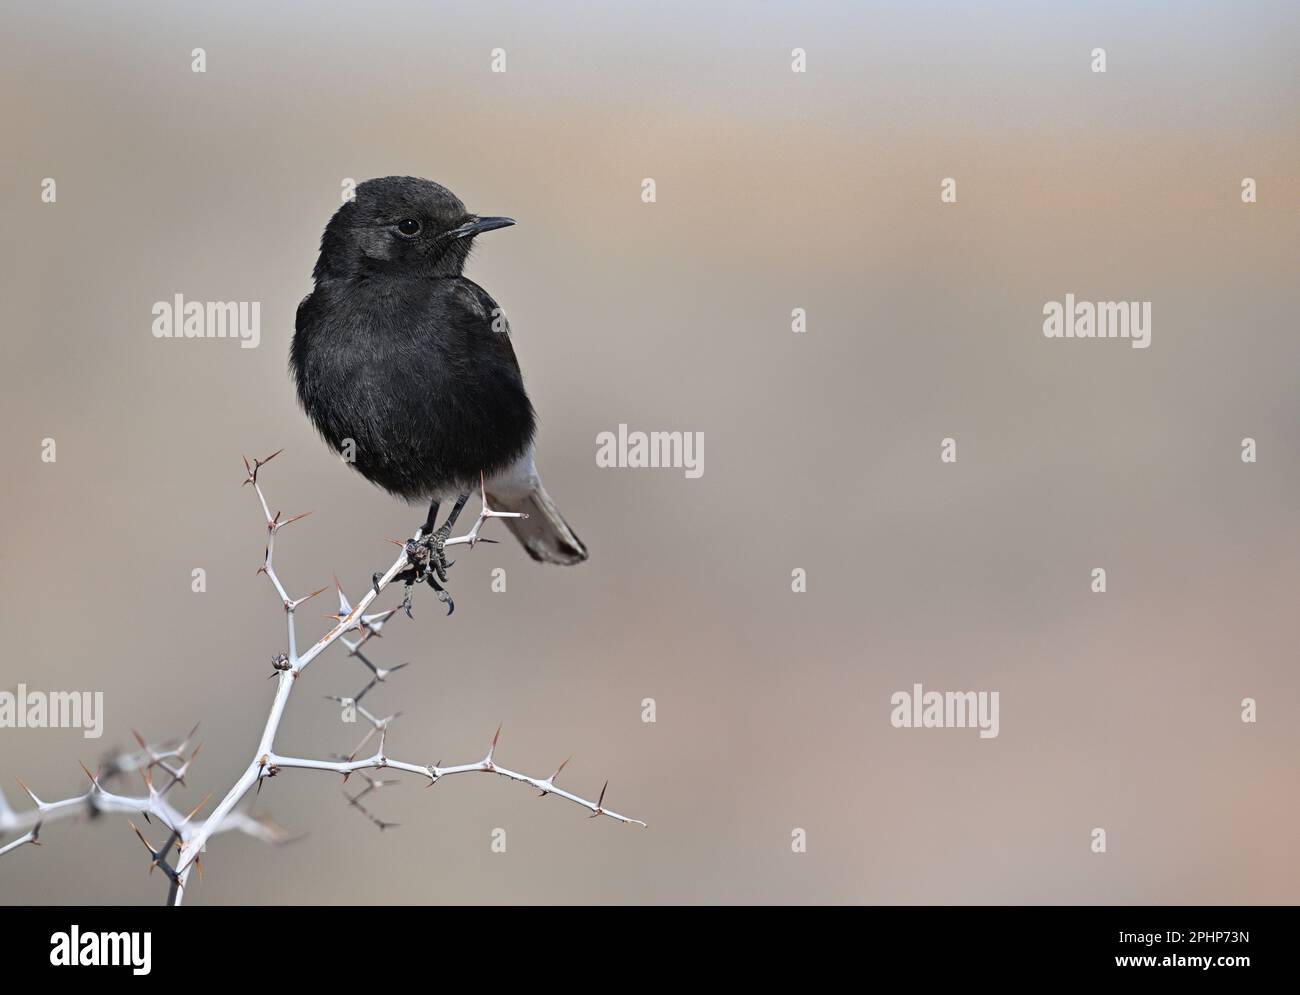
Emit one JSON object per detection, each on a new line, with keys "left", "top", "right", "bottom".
{"left": 313, "top": 176, "right": 514, "bottom": 281}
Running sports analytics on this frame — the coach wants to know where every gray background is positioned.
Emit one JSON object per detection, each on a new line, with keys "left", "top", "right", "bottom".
{"left": 1, "top": 0, "right": 1297, "bottom": 903}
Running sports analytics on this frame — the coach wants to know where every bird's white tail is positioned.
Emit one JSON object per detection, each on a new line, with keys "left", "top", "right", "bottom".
{"left": 486, "top": 479, "right": 588, "bottom": 565}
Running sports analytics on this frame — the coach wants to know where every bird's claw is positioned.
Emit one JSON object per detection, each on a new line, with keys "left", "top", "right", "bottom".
{"left": 431, "top": 583, "right": 454, "bottom": 616}
{"left": 395, "top": 530, "right": 455, "bottom": 617}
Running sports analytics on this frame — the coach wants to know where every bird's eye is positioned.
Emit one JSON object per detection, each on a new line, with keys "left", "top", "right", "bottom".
{"left": 396, "top": 218, "right": 422, "bottom": 237}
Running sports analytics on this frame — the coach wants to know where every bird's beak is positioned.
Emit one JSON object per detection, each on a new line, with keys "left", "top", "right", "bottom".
{"left": 450, "top": 216, "right": 516, "bottom": 239}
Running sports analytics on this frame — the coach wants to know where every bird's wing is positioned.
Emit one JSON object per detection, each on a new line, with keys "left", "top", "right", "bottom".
{"left": 442, "top": 277, "right": 524, "bottom": 376}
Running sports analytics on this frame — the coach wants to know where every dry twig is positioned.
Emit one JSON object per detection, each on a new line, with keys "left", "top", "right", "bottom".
{"left": 0, "top": 452, "right": 643, "bottom": 905}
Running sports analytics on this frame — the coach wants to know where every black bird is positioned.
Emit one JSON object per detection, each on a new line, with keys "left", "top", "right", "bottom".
{"left": 291, "top": 176, "right": 587, "bottom": 603}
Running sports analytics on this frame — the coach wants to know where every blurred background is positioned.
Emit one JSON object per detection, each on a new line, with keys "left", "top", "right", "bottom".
{"left": 1, "top": 0, "right": 1297, "bottom": 904}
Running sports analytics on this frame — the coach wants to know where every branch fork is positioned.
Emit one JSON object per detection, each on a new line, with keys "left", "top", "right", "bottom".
{"left": 1, "top": 451, "right": 643, "bottom": 905}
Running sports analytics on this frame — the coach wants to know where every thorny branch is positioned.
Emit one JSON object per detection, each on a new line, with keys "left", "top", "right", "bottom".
{"left": 1, "top": 451, "right": 644, "bottom": 905}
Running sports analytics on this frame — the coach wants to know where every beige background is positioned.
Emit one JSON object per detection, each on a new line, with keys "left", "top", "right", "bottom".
{"left": 1, "top": 0, "right": 1297, "bottom": 904}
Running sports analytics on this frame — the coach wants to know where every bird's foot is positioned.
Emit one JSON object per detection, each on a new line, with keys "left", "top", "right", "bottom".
{"left": 394, "top": 530, "right": 456, "bottom": 617}
{"left": 389, "top": 492, "right": 468, "bottom": 617}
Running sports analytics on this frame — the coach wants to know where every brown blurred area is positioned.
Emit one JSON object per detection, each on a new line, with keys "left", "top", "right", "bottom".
{"left": 1, "top": 1, "right": 1297, "bottom": 904}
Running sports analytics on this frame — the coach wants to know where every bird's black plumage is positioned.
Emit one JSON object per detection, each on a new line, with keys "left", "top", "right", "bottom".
{"left": 292, "top": 176, "right": 534, "bottom": 500}
{"left": 291, "top": 176, "right": 586, "bottom": 565}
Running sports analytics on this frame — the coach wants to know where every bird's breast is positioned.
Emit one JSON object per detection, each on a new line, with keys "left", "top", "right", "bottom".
{"left": 294, "top": 288, "right": 534, "bottom": 502}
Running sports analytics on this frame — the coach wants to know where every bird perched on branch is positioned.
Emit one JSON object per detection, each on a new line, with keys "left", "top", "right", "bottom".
{"left": 291, "top": 176, "right": 587, "bottom": 609}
